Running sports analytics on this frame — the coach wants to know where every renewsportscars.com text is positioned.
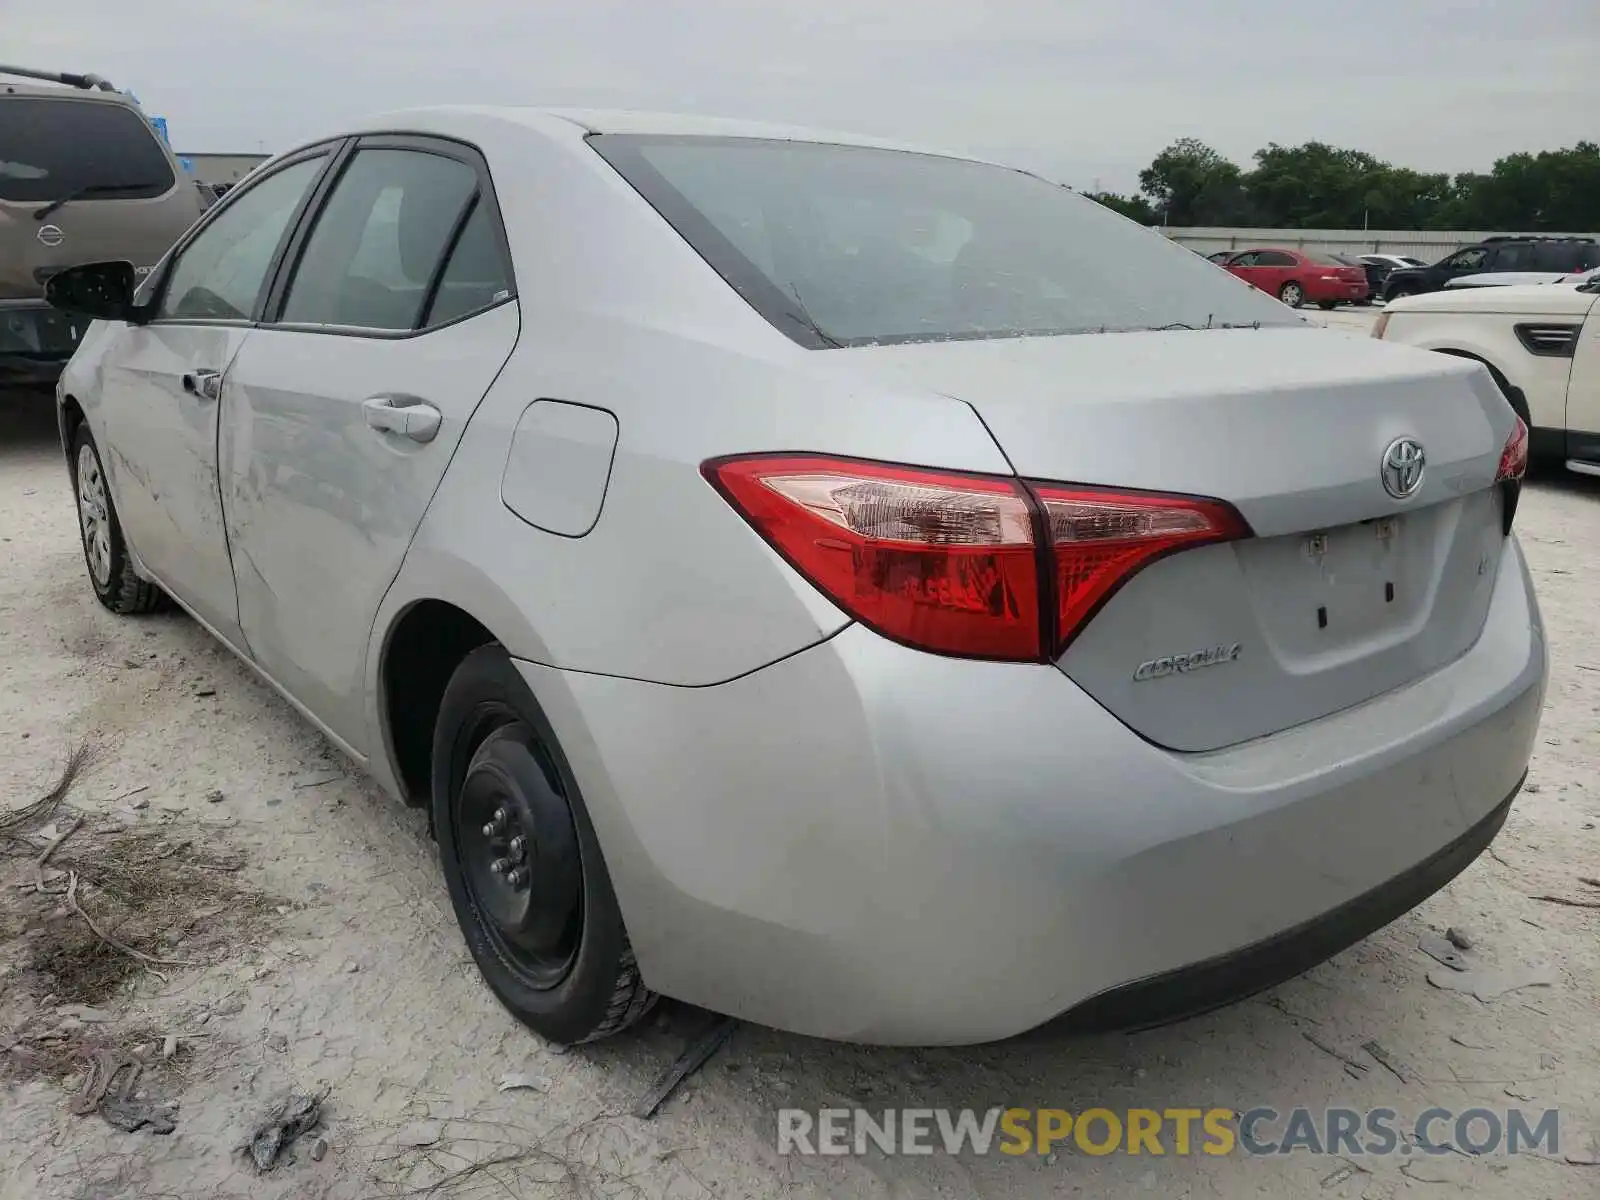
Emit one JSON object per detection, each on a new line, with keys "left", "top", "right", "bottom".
{"left": 777, "top": 1106, "right": 1561, "bottom": 1158}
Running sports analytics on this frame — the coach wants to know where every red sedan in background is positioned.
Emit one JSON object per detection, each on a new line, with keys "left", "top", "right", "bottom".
{"left": 1219, "top": 248, "right": 1370, "bottom": 309}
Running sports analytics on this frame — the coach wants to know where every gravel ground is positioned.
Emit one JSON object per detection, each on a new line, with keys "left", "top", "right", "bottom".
{"left": 2, "top": 380, "right": 1598, "bottom": 1199}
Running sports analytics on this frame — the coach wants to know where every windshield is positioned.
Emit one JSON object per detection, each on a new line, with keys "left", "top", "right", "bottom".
{"left": 0, "top": 96, "right": 175, "bottom": 203}
{"left": 592, "top": 135, "right": 1300, "bottom": 347}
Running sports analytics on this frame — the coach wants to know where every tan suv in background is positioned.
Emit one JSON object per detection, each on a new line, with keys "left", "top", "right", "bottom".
{"left": 1, "top": 65, "right": 204, "bottom": 390}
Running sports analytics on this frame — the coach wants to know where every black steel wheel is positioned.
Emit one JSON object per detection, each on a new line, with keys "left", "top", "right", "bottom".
{"left": 456, "top": 722, "right": 583, "bottom": 989}
{"left": 431, "top": 645, "right": 655, "bottom": 1043}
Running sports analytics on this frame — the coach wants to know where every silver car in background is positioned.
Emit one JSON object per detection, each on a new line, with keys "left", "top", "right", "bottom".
{"left": 48, "top": 108, "right": 1544, "bottom": 1046}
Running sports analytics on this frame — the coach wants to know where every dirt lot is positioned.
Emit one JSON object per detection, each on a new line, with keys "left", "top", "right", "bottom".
{"left": 2, "top": 383, "right": 1598, "bottom": 1200}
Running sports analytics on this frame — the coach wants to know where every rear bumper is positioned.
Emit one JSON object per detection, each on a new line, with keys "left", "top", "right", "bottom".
{"left": 1058, "top": 781, "right": 1517, "bottom": 1031}
{"left": 519, "top": 537, "right": 1546, "bottom": 1044}
{"left": 1306, "top": 280, "right": 1369, "bottom": 302}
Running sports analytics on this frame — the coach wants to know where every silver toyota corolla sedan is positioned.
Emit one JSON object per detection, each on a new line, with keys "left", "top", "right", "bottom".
{"left": 46, "top": 108, "right": 1545, "bottom": 1046}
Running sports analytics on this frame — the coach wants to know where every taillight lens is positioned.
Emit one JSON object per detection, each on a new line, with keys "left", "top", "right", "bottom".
{"left": 1495, "top": 415, "right": 1529, "bottom": 535}
{"left": 705, "top": 454, "right": 1249, "bottom": 662}
{"left": 1496, "top": 415, "right": 1529, "bottom": 483}
{"left": 1032, "top": 485, "right": 1250, "bottom": 654}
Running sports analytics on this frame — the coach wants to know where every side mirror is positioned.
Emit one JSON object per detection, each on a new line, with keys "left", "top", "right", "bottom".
{"left": 44, "top": 260, "right": 147, "bottom": 324}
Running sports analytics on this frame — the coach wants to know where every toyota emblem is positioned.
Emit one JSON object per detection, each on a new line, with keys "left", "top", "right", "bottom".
{"left": 37, "top": 224, "right": 65, "bottom": 248}
{"left": 1381, "top": 437, "right": 1426, "bottom": 499}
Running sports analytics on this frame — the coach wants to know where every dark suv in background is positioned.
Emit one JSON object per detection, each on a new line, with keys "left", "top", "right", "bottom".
{"left": 1381, "top": 236, "right": 1600, "bottom": 302}
{"left": 2, "top": 65, "right": 205, "bottom": 391}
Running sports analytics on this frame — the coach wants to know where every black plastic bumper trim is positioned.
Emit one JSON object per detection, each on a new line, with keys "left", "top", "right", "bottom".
{"left": 1055, "top": 777, "right": 1522, "bottom": 1033}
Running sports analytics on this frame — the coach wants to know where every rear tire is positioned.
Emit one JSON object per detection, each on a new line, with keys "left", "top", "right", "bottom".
{"left": 70, "top": 426, "right": 167, "bottom": 615}
{"left": 1317, "top": 300, "right": 1337, "bottom": 311}
{"left": 1278, "top": 282, "right": 1305, "bottom": 308}
{"left": 431, "top": 645, "right": 656, "bottom": 1044}
{"left": 1387, "top": 284, "right": 1419, "bottom": 302}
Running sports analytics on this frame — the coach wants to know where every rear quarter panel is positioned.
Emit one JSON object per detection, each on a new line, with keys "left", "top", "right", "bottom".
{"left": 373, "top": 314, "right": 1011, "bottom": 685}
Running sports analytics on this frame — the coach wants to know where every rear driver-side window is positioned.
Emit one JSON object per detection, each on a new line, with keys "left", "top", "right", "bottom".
{"left": 421, "top": 200, "right": 513, "bottom": 326}
{"left": 280, "top": 148, "right": 480, "bottom": 331}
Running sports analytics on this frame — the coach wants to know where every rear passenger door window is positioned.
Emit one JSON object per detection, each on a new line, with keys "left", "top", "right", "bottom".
{"left": 278, "top": 147, "right": 507, "bottom": 331}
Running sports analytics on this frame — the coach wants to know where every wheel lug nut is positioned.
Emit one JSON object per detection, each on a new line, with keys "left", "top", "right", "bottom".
{"left": 481, "top": 822, "right": 497, "bottom": 837}
{"left": 490, "top": 858, "right": 509, "bottom": 875}
{"left": 508, "top": 836, "right": 526, "bottom": 860}
{"left": 507, "top": 867, "right": 528, "bottom": 888}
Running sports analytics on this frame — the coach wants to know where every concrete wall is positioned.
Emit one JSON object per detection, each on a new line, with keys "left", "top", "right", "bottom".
{"left": 1163, "top": 226, "right": 1600, "bottom": 261}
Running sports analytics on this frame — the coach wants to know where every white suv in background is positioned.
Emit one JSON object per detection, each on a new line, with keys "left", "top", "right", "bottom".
{"left": 1376, "top": 277, "right": 1600, "bottom": 476}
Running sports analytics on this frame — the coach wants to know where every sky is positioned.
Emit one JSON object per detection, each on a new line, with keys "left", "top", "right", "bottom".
{"left": 6, "top": 0, "right": 1598, "bottom": 194}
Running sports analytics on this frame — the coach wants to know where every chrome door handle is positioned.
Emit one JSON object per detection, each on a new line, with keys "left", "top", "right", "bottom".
{"left": 181, "top": 369, "right": 221, "bottom": 402}
{"left": 362, "top": 394, "right": 442, "bottom": 444}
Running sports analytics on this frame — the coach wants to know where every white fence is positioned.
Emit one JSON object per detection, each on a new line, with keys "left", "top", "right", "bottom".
{"left": 1162, "top": 226, "right": 1599, "bottom": 260}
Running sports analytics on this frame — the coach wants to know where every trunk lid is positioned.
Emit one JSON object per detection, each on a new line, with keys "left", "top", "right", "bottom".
{"left": 830, "top": 327, "right": 1516, "bottom": 751}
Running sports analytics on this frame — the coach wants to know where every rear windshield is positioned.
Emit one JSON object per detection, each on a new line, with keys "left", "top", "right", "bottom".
{"left": 591, "top": 135, "right": 1299, "bottom": 347}
{"left": 0, "top": 96, "right": 175, "bottom": 203}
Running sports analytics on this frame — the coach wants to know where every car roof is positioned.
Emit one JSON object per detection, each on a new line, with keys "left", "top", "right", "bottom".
{"left": 0, "top": 79, "right": 141, "bottom": 107}
{"left": 316, "top": 105, "right": 987, "bottom": 164}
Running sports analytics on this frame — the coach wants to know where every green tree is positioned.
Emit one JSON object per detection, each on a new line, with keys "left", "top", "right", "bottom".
{"left": 1247, "top": 142, "right": 1396, "bottom": 227}
{"left": 1136, "top": 139, "right": 1600, "bottom": 231}
{"left": 1083, "top": 190, "right": 1159, "bottom": 224}
{"left": 1452, "top": 143, "right": 1600, "bottom": 230}
{"left": 1137, "top": 139, "right": 1244, "bottom": 226}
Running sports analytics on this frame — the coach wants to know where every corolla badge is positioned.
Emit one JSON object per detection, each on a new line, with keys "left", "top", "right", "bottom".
{"left": 37, "top": 224, "right": 65, "bottom": 248}
{"left": 1133, "top": 642, "right": 1241, "bottom": 682}
{"left": 1381, "top": 437, "right": 1426, "bottom": 499}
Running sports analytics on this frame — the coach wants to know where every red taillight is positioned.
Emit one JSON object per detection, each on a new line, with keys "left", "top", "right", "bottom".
{"left": 705, "top": 454, "right": 1250, "bottom": 662}
{"left": 1032, "top": 485, "right": 1250, "bottom": 655}
{"left": 1496, "top": 416, "right": 1529, "bottom": 483}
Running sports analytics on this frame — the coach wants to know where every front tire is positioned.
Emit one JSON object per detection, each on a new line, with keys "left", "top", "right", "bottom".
{"left": 1317, "top": 300, "right": 1337, "bottom": 311}
{"left": 1278, "top": 282, "right": 1305, "bottom": 307}
{"left": 1386, "top": 284, "right": 1419, "bottom": 302}
{"left": 431, "top": 645, "right": 655, "bottom": 1044}
{"left": 70, "top": 426, "right": 166, "bottom": 615}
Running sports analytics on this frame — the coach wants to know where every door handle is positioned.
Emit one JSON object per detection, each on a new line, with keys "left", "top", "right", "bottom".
{"left": 362, "top": 394, "right": 442, "bottom": 444}
{"left": 181, "top": 369, "right": 222, "bottom": 402}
